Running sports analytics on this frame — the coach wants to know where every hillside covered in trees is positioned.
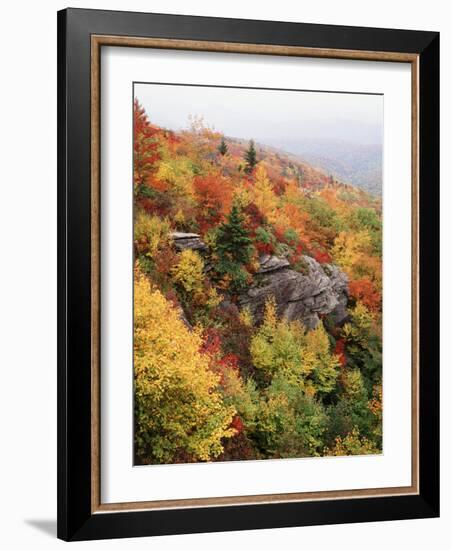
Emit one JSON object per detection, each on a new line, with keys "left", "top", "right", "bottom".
{"left": 133, "top": 99, "right": 383, "bottom": 465}
{"left": 266, "top": 138, "right": 383, "bottom": 196}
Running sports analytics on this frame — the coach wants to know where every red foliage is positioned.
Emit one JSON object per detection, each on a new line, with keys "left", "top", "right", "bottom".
{"left": 219, "top": 353, "right": 240, "bottom": 371}
{"left": 165, "top": 130, "right": 180, "bottom": 147}
{"left": 272, "top": 176, "right": 288, "bottom": 196}
{"left": 231, "top": 415, "right": 244, "bottom": 434}
{"left": 213, "top": 303, "right": 255, "bottom": 379}
{"left": 133, "top": 99, "right": 161, "bottom": 187}
{"left": 349, "top": 278, "right": 382, "bottom": 312}
{"left": 147, "top": 175, "right": 168, "bottom": 192}
{"left": 285, "top": 242, "right": 303, "bottom": 266}
{"left": 255, "top": 240, "right": 275, "bottom": 255}
{"left": 273, "top": 226, "right": 285, "bottom": 243}
{"left": 136, "top": 197, "right": 155, "bottom": 212}
{"left": 313, "top": 250, "right": 332, "bottom": 264}
{"left": 136, "top": 189, "right": 175, "bottom": 218}
{"left": 200, "top": 329, "right": 243, "bottom": 384}
{"left": 216, "top": 432, "right": 257, "bottom": 460}
{"left": 200, "top": 328, "right": 222, "bottom": 356}
{"left": 154, "top": 246, "right": 177, "bottom": 276}
{"left": 334, "top": 338, "right": 347, "bottom": 367}
{"left": 243, "top": 202, "right": 266, "bottom": 232}
{"left": 193, "top": 175, "right": 232, "bottom": 232}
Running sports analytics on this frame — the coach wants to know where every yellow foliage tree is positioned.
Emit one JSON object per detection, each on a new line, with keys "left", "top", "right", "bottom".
{"left": 303, "top": 323, "right": 341, "bottom": 395}
{"left": 171, "top": 249, "right": 205, "bottom": 295}
{"left": 250, "top": 298, "right": 306, "bottom": 377}
{"left": 325, "top": 428, "right": 378, "bottom": 456}
{"left": 250, "top": 299, "right": 339, "bottom": 395}
{"left": 134, "top": 210, "right": 171, "bottom": 258}
{"left": 239, "top": 306, "right": 254, "bottom": 328}
{"left": 342, "top": 301, "right": 374, "bottom": 344}
{"left": 332, "top": 230, "right": 372, "bottom": 272}
{"left": 134, "top": 270, "right": 236, "bottom": 464}
{"left": 251, "top": 165, "right": 279, "bottom": 225}
{"left": 155, "top": 156, "right": 196, "bottom": 198}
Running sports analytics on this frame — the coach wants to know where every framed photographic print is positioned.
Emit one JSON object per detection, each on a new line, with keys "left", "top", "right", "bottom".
{"left": 57, "top": 8, "right": 439, "bottom": 541}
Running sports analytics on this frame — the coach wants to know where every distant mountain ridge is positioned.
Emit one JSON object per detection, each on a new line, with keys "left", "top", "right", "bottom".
{"left": 260, "top": 138, "right": 382, "bottom": 197}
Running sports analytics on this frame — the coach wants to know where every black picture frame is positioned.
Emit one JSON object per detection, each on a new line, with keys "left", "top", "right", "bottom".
{"left": 57, "top": 7, "right": 439, "bottom": 541}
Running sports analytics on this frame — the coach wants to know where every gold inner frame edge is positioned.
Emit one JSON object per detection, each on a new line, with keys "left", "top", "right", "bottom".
{"left": 90, "top": 35, "right": 420, "bottom": 514}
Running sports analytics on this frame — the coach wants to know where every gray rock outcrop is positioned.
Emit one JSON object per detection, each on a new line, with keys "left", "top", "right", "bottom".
{"left": 171, "top": 232, "right": 207, "bottom": 252}
{"left": 169, "top": 233, "right": 348, "bottom": 331}
{"left": 240, "top": 255, "right": 348, "bottom": 329}
{"left": 258, "top": 254, "right": 290, "bottom": 273}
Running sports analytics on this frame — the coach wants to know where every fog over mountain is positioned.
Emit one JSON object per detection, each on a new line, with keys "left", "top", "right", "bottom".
{"left": 263, "top": 138, "right": 383, "bottom": 196}
{"left": 135, "top": 82, "right": 383, "bottom": 196}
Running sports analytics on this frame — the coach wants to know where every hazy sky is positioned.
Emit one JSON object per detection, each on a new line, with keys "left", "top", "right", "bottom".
{"left": 134, "top": 83, "right": 383, "bottom": 148}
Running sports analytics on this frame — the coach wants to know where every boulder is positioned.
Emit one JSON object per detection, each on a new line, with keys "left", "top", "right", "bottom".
{"left": 239, "top": 255, "right": 348, "bottom": 329}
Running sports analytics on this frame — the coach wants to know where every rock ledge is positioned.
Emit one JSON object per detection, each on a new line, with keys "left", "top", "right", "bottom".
{"left": 171, "top": 232, "right": 207, "bottom": 252}
{"left": 240, "top": 255, "right": 348, "bottom": 329}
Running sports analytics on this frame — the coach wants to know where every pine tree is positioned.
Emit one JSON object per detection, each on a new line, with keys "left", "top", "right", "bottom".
{"left": 218, "top": 137, "right": 228, "bottom": 156}
{"left": 244, "top": 139, "right": 258, "bottom": 174}
{"left": 216, "top": 205, "right": 253, "bottom": 265}
{"left": 215, "top": 205, "right": 254, "bottom": 292}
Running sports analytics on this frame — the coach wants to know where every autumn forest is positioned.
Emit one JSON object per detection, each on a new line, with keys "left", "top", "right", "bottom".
{"left": 133, "top": 92, "right": 383, "bottom": 466}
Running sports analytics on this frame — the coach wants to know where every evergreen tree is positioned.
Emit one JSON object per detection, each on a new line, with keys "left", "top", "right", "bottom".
{"left": 244, "top": 139, "right": 258, "bottom": 174}
{"left": 218, "top": 136, "right": 228, "bottom": 156}
{"left": 215, "top": 204, "right": 254, "bottom": 292}
{"left": 216, "top": 205, "right": 253, "bottom": 264}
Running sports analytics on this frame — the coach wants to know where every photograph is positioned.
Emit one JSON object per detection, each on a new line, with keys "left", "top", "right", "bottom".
{"left": 133, "top": 83, "right": 384, "bottom": 466}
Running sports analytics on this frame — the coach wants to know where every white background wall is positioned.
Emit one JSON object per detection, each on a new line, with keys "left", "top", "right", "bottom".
{"left": 0, "top": 0, "right": 448, "bottom": 548}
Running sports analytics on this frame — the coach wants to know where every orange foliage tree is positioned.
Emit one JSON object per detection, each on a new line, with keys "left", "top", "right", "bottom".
{"left": 133, "top": 99, "right": 161, "bottom": 191}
